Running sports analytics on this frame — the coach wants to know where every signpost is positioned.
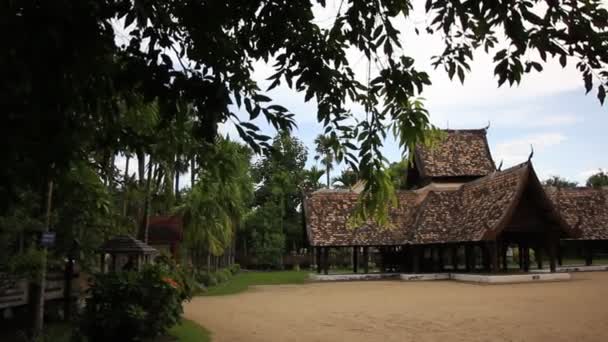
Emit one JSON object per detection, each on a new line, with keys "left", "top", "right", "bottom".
{"left": 40, "top": 232, "right": 55, "bottom": 248}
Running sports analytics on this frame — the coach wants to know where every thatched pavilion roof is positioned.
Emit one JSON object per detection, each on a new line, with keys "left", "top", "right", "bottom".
{"left": 413, "top": 129, "right": 496, "bottom": 179}
{"left": 99, "top": 235, "right": 158, "bottom": 254}
{"left": 304, "top": 162, "right": 578, "bottom": 247}
{"left": 545, "top": 187, "right": 608, "bottom": 240}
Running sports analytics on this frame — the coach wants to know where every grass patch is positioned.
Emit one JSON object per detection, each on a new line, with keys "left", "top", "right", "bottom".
{"left": 167, "top": 319, "right": 211, "bottom": 342}
{"left": 202, "top": 270, "right": 309, "bottom": 296}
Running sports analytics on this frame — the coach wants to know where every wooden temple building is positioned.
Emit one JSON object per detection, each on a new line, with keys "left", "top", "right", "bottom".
{"left": 304, "top": 129, "right": 608, "bottom": 274}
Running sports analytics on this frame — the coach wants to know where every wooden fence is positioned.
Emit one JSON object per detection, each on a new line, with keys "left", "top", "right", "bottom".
{"left": 0, "top": 272, "right": 79, "bottom": 310}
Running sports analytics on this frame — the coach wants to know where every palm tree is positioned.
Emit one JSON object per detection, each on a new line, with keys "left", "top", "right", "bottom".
{"left": 332, "top": 169, "right": 358, "bottom": 189}
{"left": 314, "top": 134, "right": 335, "bottom": 188}
{"left": 176, "top": 138, "right": 253, "bottom": 269}
{"left": 302, "top": 166, "right": 325, "bottom": 192}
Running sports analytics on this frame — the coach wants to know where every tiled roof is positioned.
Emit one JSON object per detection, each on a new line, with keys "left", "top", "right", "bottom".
{"left": 305, "top": 162, "right": 577, "bottom": 246}
{"left": 415, "top": 129, "right": 495, "bottom": 178}
{"left": 545, "top": 187, "right": 608, "bottom": 240}
{"left": 147, "top": 215, "right": 183, "bottom": 243}
{"left": 304, "top": 191, "right": 419, "bottom": 246}
{"left": 99, "top": 235, "right": 158, "bottom": 254}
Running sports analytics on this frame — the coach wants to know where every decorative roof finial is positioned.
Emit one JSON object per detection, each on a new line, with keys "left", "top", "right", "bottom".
{"left": 497, "top": 159, "right": 503, "bottom": 171}
{"left": 484, "top": 121, "right": 491, "bottom": 131}
{"left": 528, "top": 144, "right": 534, "bottom": 161}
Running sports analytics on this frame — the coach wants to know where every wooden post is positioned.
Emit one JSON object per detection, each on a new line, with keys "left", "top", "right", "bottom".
{"left": 584, "top": 241, "right": 593, "bottom": 266}
{"left": 518, "top": 244, "right": 524, "bottom": 270}
{"left": 315, "top": 247, "right": 323, "bottom": 274}
{"left": 557, "top": 242, "right": 563, "bottom": 266}
{"left": 363, "top": 247, "right": 369, "bottom": 273}
{"left": 412, "top": 246, "right": 421, "bottom": 273}
{"left": 399, "top": 246, "right": 408, "bottom": 273}
{"left": 438, "top": 246, "right": 445, "bottom": 272}
{"left": 323, "top": 247, "right": 329, "bottom": 275}
{"left": 64, "top": 258, "right": 74, "bottom": 320}
{"left": 489, "top": 241, "right": 499, "bottom": 273}
{"left": 353, "top": 246, "right": 359, "bottom": 273}
{"left": 548, "top": 236, "right": 557, "bottom": 273}
{"left": 535, "top": 245, "right": 543, "bottom": 270}
{"left": 482, "top": 243, "right": 491, "bottom": 272}
{"left": 501, "top": 243, "right": 508, "bottom": 271}
{"left": 523, "top": 243, "right": 530, "bottom": 272}
{"left": 451, "top": 245, "right": 458, "bottom": 271}
{"left": 465, "top": 244, "right": 472, "bottom": 272}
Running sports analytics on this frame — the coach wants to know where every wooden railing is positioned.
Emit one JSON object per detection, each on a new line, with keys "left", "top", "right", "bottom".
{"left": 0, "top": 272, "right": 79, "bottom": 310}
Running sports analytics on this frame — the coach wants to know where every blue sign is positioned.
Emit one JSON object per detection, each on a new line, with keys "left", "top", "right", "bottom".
{"left": 41, "top": 232, "right": 56, "bottom": 248}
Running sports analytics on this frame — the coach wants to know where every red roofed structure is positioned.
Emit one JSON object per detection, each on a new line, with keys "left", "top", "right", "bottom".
{"left": 146, "top": 215, "right": 184, "bottom": 260}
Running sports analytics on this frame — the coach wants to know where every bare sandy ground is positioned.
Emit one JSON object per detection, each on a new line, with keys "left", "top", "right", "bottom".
{"left": 184, "top": 272, "right": 608, "bottom": 342}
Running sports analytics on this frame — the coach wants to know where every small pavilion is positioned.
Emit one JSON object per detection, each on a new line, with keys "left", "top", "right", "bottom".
{"left": 304, "top": 129, "right": 587, "bottom": 274}
{"left": 99, "top": 235, "right": 158, "bottom": 272}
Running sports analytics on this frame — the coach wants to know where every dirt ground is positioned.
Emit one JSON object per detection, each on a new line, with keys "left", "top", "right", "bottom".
{"left": 184, "top": 272, "right": 608, "bottom": 342}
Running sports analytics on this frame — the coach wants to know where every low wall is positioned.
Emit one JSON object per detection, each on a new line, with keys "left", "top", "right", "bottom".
{"left": 309, "top": 272, "right": 572, "bottom": 284}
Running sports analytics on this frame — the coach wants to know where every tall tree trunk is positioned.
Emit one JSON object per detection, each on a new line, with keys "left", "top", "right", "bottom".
{"left": 190, "top": 156, "right": 196, "bottom": 187}
{"left": 326, "top": 165, "right": 330, "bottom": 188}
{"left": 32, "top": 177, "right": 54, "bottom": 337}
{"left": 136, "top": 149, "right": 145, "bottom": 187}
{"left": 123, "top": 156, "right": 130, "bottom": 217}
{"left": 108, "top": 152, "right": 116, "bottom": 190}
{"left": 175, "top": 154, "right": 180, "bottom": 202}
{"left": 143, "top": 157, "right": 153, "bottom": 243}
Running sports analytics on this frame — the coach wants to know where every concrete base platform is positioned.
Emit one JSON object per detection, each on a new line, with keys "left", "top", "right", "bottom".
{"left": 450, "top": 272, "right": 571, "bottom": 284}
{"left": 400, "top": 273, "right": 450, "bottom": 281}
{"left": 310, "top": 272, "right": 571, "bottom": 284}
{"left": 533, "top": 265, "right": 608, "bottom": 273}
{"left": 309, "top": 273, "right": 400, "bottom": 282}
{"left": 558, "top": 265, "right": 608, "bottom": 272}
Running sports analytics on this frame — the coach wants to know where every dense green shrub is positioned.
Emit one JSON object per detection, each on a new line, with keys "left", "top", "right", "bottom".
{"left": 229, "top": 263, "right": 240, "bottom": 275}
{"left": 80, "top": 263, "right": 193, "bottom": 342}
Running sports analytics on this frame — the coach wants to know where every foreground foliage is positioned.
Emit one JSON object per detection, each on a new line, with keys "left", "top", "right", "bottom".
{"left": 81, "top": 263, "right": 194, "bottom": 342}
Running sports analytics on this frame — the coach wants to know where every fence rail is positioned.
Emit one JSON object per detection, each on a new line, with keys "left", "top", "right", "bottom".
{"left": 0, "top": 272, "right": 79, "bottom": 310}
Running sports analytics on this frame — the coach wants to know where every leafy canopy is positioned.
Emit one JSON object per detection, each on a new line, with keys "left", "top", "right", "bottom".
{"left": 586, "top": 170, "right": 608, "bottom": 188}
{"left": 3, "top": 0, "right": 608, "bottom": 225}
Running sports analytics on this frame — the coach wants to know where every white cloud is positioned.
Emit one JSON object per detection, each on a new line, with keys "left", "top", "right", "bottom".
{"left": 494, "top": 133, "right": 566, "bottom": 165}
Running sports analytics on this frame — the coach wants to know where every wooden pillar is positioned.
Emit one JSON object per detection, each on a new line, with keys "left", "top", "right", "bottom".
{"left": 523, "top": 243, "right": 530, "bottom": 272}
{"left": 451, "top": 245, "right": 458, "bottom": 271}
{"left": 323, "top": 247, "right": 329, "bottom": 275}
{"left": 501, "top": 243, "right": 508, "bottom": 271}
{"left": 465, "top": 244, "right": 473, "bottom": 272}
{"left": 557, "top": 242, "right": 563, "bottom": 266}
{"left": 547, "top": 236, "right": 557, "bottom": 273}
{"left": 535, "top": 245, "right": 543, "bottom": 270}
{"left": 584, "top": 241, "right": 593, "bottom": 266}
{"left": 400, "top": 246, "right": 408, "bottom": 273}
{"left": 518, "top": 244, "right": 524, "bottom": 270}
{"left": 482, "top": 243, "right": 491, "bottom": 272}
{"left": 489, "top": 241, "right": 499, "bottom": 273}
{"left": 437, "top": 246, "right": 445, "bottom": 272}
{"left": 353, "top": 247, "right": 359, "bottom": 273}
{"left": 316, "top": 247, "right": 322, "bottom": 274}
{"left": 412, "top": 245, "right": 421, "bottom": 273}
{"left": 363, "top": 247, "right": 369, "bottom": 273}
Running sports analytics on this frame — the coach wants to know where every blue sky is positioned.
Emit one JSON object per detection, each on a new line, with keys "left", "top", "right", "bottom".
{"left": 217, "top": 0, "right": 608, "bottom": 187}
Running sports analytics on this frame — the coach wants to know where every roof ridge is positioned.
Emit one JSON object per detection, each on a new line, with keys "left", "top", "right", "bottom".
{"left": 460, "top": 161, "right": 529, "bottom": 188}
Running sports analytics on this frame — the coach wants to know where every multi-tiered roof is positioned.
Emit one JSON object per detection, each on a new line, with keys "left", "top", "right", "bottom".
{"left": 304, "top": 129, "right": 604, "bottom": 247}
